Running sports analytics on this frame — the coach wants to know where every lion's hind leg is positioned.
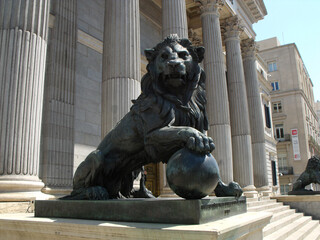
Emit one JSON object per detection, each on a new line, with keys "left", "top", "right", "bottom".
{"left": 61, "top": 150, "right": 110, "bottom": 200}
{"left": 61, "top": 186, "right": 109, "bottom": 200}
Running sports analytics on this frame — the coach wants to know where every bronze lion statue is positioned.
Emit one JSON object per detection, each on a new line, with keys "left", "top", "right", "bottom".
{"left": 290, "top": 156, "right": 320, "bottom": 194}
{"left": 63, "top": 35, "right": 242, "bottom": 200}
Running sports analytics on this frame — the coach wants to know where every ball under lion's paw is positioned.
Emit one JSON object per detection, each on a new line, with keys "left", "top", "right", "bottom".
{"left": 166, "top": 148, "right": 220, "bottom": 199}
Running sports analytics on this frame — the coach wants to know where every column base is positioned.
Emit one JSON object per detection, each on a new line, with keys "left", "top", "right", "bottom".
{"left": 159, "top": 186, "right": 177, "bottom": 198}
{"left": 41, "top": 187, "right": 72, "bottom": 199}
{"left": 256, "top": 185, "right": 272, "bottom": 198}
{"left": 242, "top": 185, "right": 259, "bottom": 198}
{"left": 0, "top": 179, "right": 53, "bottom": 202}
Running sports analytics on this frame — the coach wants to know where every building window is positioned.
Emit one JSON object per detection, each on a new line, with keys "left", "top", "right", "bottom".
{"left": 268, "top": 61, "right": 277, "bottom": 72}
{"left": 278, "top": 155, "right": 288, "bottom": 168}
{"left": 273, "top": 102, "right": 282, "bottom": 113}
{"left": 264, "top": 104, "right": 271, "bottom": 128}
{"left": 275, "top": 124, "right": 284, "bottom": 140}
{"left": 271, "top": 161, "right": 277, "bottom": 186}
{"left": 271, "top": 81, "right": 279, "bottom": 91}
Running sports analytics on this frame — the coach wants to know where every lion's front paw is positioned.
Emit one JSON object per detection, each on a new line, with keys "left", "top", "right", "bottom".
{"left": 214, "top": 180, "right": 243, "bottom": 199}
{"left": 182, "top": 129, "right": 215, "bottom": 154}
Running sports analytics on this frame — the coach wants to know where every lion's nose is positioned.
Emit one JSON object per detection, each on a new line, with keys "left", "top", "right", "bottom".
{"left": 168, "top": 60, "right": 180, "bottom": 67}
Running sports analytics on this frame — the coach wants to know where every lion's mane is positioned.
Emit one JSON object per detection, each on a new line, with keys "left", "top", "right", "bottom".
{"left": 135, "top": 35, "right": 208, "bottom": 133}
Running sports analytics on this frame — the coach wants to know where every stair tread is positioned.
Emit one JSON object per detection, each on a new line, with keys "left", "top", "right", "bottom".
{"left": 304, "top": 224, "right": 320, "bottom": 240}
{"left": 247, "top": 199, "right": 277, "bottom": 208}
{"left": 286, "top": 220, "right": 320, "bottom": 240}
{"left": 265, "top": 216, "right": 312, "bottom": 240}
{"left": 270, "top": 209, "right": 296, "bottom": 223}
{"left": 264, "top": 212, "right": 303, "bottom": 233}
{"left": 247, "top": 202, "right": 282, "bottom": 211}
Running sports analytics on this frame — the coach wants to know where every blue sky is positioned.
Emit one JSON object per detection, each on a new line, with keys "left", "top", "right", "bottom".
{"left": 253, "top": 0, "right": 320, "bottom": 102}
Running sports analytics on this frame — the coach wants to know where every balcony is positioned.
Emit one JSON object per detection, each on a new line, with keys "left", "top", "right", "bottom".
{"left": 278, "top": 166, "right": 294, "bottom": 175}
{"left": 277, "top": 134, "right": 291, "bottom": 142}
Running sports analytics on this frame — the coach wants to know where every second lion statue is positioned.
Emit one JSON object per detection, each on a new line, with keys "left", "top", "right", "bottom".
{"left": 63, "top": 35, "right": 242, "bottom": 200}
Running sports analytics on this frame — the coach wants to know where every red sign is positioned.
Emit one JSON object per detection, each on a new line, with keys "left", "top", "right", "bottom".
{"left": 292, "top": 129, "right": 298, "bottom": 136}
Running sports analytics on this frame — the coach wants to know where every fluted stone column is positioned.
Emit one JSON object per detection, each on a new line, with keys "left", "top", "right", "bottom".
{"left": 222, "top": 16, "right": 256, "bottom": 195}
{"left": 102, "top": 0, "right": 141, "bottom": 135}
{"left": 241, "top": 39, "right": 269, "bottom": 190}
{"left": 0, "top": 0, "right": 50, "bottom": 200}
{"left": 159, "top": 0, "right": 188, "bottom": 196}
{"left": 41, "top": 0, "right": 77, "bottom": 195}
{"left": 199, "top": 0, "right": 233, "bottom": 183}
{"left": 162, "top": 0, "right": 188, "bottom": 38}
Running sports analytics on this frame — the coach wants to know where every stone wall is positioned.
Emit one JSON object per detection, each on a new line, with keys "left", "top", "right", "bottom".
{"left": 73, "top": 0, "right": 104, "bottom": 172}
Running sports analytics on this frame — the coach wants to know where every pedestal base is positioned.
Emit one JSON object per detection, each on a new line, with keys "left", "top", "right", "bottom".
{"left": 35, "top": 197, "right": 246, "bottom": 224}
{"left": 0, "top": 211, "right": 272, "bottom": 240}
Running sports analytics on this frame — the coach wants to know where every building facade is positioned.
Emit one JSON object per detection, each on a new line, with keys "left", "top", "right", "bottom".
{"left": 258, "top": 37, "right": 320, "bottom": 194}
{"left": 0, "top": 0, "right": 278, "bottom": 201}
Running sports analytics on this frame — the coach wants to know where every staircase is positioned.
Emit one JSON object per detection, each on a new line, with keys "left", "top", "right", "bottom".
{"left": 247, "top": 197, "right": 320, "bottom": 239}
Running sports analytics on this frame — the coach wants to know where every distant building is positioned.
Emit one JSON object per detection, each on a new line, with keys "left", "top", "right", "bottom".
{"left": 258, "top": 37, "right": 320, "bottom": 194}
{"left": 255, "top": 54, "right": 279, "bottom": 194}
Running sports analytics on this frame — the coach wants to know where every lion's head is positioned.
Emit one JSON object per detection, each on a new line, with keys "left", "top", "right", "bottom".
{"left": 140, "top": 34, "right": 208, "bottom": 132}
{"left": 306, "top": 156, "right": 320, "bottom": 171}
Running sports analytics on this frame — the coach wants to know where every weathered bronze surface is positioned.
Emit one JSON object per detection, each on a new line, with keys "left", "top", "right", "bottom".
{"left": 289, "top": 156, "right": 320, "bottom": 195}
{"left": 61, "top": 35, "right": 242, "bottom": 200}
{"left": 36, "top": 197, "right": 246, "bottom": 224}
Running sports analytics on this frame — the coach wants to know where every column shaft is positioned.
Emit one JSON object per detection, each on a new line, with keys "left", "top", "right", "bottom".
{"left": 41, "top": 0, "right": 77, "bottom": 194}
{"left": 162, "top": 0, "right": 188, "bottom": 38}
{"left": 222, "top": 17, "right": 254, "bottom": 189}
{"left": 200, "top": 1, "right": 233, "bottom": 183}
{"left": 102, "top": 0, "right": 141, "bottom": 135}
{"left": 242, "top": 39, "right": 269, "bottom": 188}
{"left": 0, "top": 0, "right": 50, "bottom": 198}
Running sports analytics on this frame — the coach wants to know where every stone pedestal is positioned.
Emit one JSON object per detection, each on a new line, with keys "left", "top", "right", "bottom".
{"left": 199, "top": 0, "right": 233, "bottom": 183}
{"left": 242, "top": 39, "right": 269, "bottom": 189}
{"left": 0, "top": 0, "right": 50, "bottom": 200}
{"left": 35, "top": 197, "right": 246, "bottom": 224}
{"left": 162, "top": 0, "right": 188, "bottom": 38}
{"left": 0, "top": 211, "right": 272, "bottom": 240}
{"left": 41, "top": 0, "right": 77, "bottom": 196}
{"left": 102, "top": 0, "right": 141, "bottom": 135}
{"left": 222, "top": 17, "right": 256, "bottom": 196}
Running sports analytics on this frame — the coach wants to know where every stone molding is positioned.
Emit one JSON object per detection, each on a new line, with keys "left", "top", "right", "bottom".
{"left": 241, "top": 38, "right": 257, "bottom": 59}
{"left": 221, "top": 16, "right": 244, "bottom": 40}
{"left": 197, "top": 0, "right": 225, "bottom": 17}
{"left": 188, "top": 29, "right": 202, "bottom": 46}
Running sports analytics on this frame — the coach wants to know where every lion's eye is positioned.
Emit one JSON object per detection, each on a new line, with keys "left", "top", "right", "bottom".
{"left": 161, "top": 53, "right": 168, "bottom": 59}
{"left": 178, "top": 52, "right": 189, "bottom": 59}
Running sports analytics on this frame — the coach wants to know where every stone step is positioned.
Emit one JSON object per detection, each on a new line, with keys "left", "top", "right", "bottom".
{"left": 261, "top": 196, "right": 271, "bottom": 201}
{"left": 264, "top": 216, "right": 312, "bottom": 240}
{"left": 247, "top": 202, "right": 282, "bottom": 212}
{"left": 270, "top": 208, "right": 296, "bottom": 223}
{"left": 247, "top": 199, "right": 276, "bottom": 208}
{"left": 264, "top": 205, "right": 291, "bottom": 214}
{"left": 286, "top": 220, "right": 320, "bottom": 240}
{"left": 246, "top": 197, "right": 259, "bottom": 203}
{"left": 263, "top": 212, "right": 303, "bottom": 237}
{"left": 304, "top": 224, "right": 320, "bottom": 240}
{"left": 249, "top": 204, "right": 290, "bottom": 214}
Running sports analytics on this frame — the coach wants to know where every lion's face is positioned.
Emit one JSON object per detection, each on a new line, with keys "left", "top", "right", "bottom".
{"left": 307, "top": 156, "right": 320, "bottom": 171}
{"left": 155, "top": 44, "right": 193, "bottom": 89}
{"left": 144, "top": 36, "right": 204, "bottom": 104}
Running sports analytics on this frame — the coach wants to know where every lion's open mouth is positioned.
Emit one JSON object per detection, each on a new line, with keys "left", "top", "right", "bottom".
{"left": 164, "top": 73, "right": 186, "bottom": 88}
